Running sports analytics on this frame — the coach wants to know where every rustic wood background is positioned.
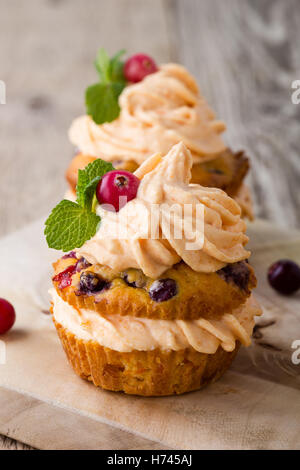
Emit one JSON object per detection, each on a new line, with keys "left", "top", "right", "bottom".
{"left": 0, "top": 0, "right": 299, "bottom": 450}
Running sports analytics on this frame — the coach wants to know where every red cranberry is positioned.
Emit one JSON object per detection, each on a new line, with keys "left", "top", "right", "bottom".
{"left": 96, "top": 170, "right": 140, "bottom": 212}
{"left": 53, "top": 264, "right": 76, "bottom": 289}
{"left": 0, "top": 299, "right": 16, "bottom": 334}
{"left": 268, "top": 259, "right": 300, "bottom": 295}
{"left": 149, "top": 279, "right": 177, "bottom": 302}
{"left": 124, "top": 54, "right": 158, "bottom": 83}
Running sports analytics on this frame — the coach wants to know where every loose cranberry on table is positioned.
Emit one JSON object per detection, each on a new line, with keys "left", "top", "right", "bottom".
{"left": 0, "top": 298, "right": 16, "bottom": 334}
{"left": 268, "top": 259, "right": 300, "bottom": 295}
{"left": 124, "top": 54, "right": 158, "bottom": 83}
{"left": 96, "top": 170, "right": 140, "bottom": 212}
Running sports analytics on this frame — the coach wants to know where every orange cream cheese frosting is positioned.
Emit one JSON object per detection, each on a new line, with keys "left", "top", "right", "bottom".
{"left": 69, "top": 63, "right": 226, "bottom": 165}
{"left": 76, "top": 142, "right": 250, "bottom": 278}
{"left": 51, "top": 289, "right": 261, "bottom": 354}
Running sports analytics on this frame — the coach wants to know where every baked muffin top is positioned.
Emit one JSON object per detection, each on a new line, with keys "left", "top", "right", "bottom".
{"left": 52, "top": 254, "right": 256, "bottom": 320}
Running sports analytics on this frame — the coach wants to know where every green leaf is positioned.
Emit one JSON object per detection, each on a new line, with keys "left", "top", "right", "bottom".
{"left": 86, "top": 48, "right": 126, "bottom": 125}
{"left": 76, "top": 158, "right": 114, "bottom": 210}
{"left": 94, "top": 48, "right": 111, "bottom": 83}
{"left": 94, "top": 48, "right": 126, "bottom": 85}
{"left": 85, "top": 81, "right": 125, "bottom": 125}
{"left": 44, "top": 158, "right": 115, "bottom": 252}
{"left": 44, "top": 200, "right": 100, "bottom": 252}
{"left": 81, "top": 176, "right": 102, "bottom": 211}
{"left": 110, "top": 49, "right": 126, "bottom": 83}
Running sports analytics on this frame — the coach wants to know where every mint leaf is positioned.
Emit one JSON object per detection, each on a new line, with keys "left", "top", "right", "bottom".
{"left": 45, "top": 158, "right": 115, "bottom": 252}
{"left": 44, "top": 200, "right": 100, "bottom": 252}
{"left": 110, "top": 49, "right": 126, "bottom": 83}
{"left": 86, "top": 48, "right": 126, "bottom": 125}
{"left": 85, "top": 81, "right": 125, "bottom": 125}
{"left": 94, "top": 48, "right": 111, "bottom": 83}
{"left": 76, "top": 158, "right": 114, "bottom": 209}
{"left": 94, "top": 48, "right": 125, "bottom": 84}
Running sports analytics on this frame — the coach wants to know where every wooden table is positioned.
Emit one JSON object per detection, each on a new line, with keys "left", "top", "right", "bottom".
{"left": 0, "top": 0, "right": 299, "bottom": 450}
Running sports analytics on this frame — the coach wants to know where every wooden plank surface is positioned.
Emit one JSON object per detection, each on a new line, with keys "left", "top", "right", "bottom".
{"left": 1, "top": 0, "right": 299, "bottom": 450}
{"left": 170, "top": 0, "right": 300, "bottom": 227}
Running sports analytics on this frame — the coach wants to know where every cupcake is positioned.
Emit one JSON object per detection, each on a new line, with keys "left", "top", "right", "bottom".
{"left": 46, "top": 142, "right": 261, "bottom": 396}
{"left": 65, "top": 50, "right": 253, "bottom": 218}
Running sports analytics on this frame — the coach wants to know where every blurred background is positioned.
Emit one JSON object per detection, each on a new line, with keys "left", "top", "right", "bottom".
{"left": 1, "top": 0, "right": 300, "bottom": 240}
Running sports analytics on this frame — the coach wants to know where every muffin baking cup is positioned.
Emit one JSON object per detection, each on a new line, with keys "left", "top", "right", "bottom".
{"left": 53, "top": 318, "right": 240, "bottom": 396}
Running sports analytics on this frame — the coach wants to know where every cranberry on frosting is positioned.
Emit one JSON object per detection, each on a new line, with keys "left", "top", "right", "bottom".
{"left": 76, "top": 142, "right": 250, "bottom": 278}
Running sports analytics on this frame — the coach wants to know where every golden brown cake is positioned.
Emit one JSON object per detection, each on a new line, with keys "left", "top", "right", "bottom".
{"left": 47, "top": 143, "right": 261, "bottom": 396}
{"left": 52, "top": 256, "right": 256, "bottom": 321}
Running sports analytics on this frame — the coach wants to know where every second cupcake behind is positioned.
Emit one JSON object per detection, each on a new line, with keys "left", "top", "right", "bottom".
{"left": 66, "top": 51, "right": 253, "bottom": 218}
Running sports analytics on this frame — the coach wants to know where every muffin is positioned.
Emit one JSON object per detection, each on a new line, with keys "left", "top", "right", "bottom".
{"left": 46, "top": 142, "right": 261, "bottom": 396}
{"left": 66, "top": 53, "right": 253, "bottom": 218}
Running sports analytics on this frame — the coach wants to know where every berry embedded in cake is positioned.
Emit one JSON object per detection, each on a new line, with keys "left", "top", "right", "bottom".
{"left": 149, "top": 279, "right": 178, "bottom": 302}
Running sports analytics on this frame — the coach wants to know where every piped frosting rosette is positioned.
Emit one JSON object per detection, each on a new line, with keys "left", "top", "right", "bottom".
{"left": 76, "top": 142, "right": 249, "bottom": 278}
{"left": 69, "top": 64, "right": 226, "bottom": 165}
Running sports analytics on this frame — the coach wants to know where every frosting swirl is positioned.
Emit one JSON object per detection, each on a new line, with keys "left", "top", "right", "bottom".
{"left": 51, "top": 289, "right": 261, "bottom": 354}
{"left": 69, "top": 63, "right": 226, "bottom": 165}
{"left": 76, "top": 142, "right": 250, "bottom": 278}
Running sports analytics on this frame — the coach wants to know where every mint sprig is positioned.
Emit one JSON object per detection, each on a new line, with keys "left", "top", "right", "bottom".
{"left": 44, "top": 159, "right": 114, "bottom": 252}
{"left": 76, "top": 159, "right": 113, "bottom": 210}
{"left": 85, "top": 48, "right": 126, "bottom": 125}
{"left": 44, "top": 200, "right": 100, "bottom": 252}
